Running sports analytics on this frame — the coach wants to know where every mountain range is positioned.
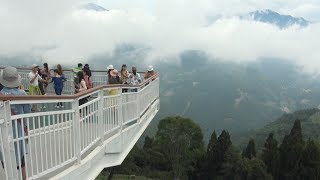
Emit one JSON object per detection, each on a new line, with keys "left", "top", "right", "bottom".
{"left": 81, "top": 3, "right": 310, "bottom": 29}
{"left": 248, "top": 9, "right": 310, "bottom": 28}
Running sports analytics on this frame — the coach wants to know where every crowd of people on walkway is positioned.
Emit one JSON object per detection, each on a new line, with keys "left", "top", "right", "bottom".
{"left": 0, "top": 62, "right": 156, "bottom": 180}
{"left": 0, "top": 62, "right": 156, "bottom": 96}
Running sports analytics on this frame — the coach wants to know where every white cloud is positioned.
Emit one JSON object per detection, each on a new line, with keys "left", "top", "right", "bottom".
{"left": 0, "top": 0, "right": 319, "bottom": 73}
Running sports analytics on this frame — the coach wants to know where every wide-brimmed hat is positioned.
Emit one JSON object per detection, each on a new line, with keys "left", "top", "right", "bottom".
{"left": 32, "top": 64, "right": 39, "bottom": 69}
{"left": 107, "top": 65, "right": 114, "bottom": 70}
{"left": 0, "top": 66, "right": 22, "bottom": 88}
{"left": 110, "top": 69, "right": 119, "bottom": 77}
{"left": 147, "top": 65, "right": 154, "bottom": 71}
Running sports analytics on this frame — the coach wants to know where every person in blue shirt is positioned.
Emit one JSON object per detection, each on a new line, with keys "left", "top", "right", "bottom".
{"left": 50, "top": 69, "right": 66, "bottom": 108}
{"left": 0, "top": 66, "right": 31, "bottom": 180}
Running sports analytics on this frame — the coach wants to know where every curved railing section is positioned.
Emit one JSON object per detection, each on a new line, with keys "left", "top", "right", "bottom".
{"left": 0, "top": 73, "right": 159, "bottom": 180}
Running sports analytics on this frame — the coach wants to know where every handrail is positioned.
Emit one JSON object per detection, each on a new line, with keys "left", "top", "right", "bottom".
{"left": 0, "top": 73, "right": 159, "bottom": 101}
{"left": 0, "top": 66, "right": 146, "bottom": 73}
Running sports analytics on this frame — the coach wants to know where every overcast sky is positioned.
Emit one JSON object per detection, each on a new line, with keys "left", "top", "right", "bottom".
{"left": 0, "top": 0, "right": 319, "bottom": 72}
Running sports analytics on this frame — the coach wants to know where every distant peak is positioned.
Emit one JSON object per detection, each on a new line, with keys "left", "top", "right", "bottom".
{"left": 80, "top": 3, "right": 108, "bottom": 12}
{"left": 248, "top": 9, "right": 310, "bottom": 29}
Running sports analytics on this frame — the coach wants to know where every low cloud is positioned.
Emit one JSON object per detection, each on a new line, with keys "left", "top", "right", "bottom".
{"left": 0, "top": 0, "right": 319, "bottom": 73}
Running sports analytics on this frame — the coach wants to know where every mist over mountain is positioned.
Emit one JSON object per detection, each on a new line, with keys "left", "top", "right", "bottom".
{"left": 247, "top": 9, "right": 310, "bottom": 28}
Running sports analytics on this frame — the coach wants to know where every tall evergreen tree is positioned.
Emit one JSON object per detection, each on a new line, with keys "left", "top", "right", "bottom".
{"left": 208, "top": 130, "right": 232, "bottom": 179}
{"left": 262, "top": 133, "right": 280, "bottom": 178}
{"left": 279, "top": 120, "right": 304, "bottom": 178}
{"left": 242, "top": 139, "right": 257, "bottom": 159}
{"left": 207, "top": 131, "right": 217, "bottom": 154}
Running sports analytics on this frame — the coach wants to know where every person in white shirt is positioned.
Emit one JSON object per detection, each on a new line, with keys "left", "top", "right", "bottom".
{"left": 28, "top": 64, "right": 45, "bottom": 95}
{"left": 28, "top": 64, "right": 46, "bottom": 112}
{"left": 128, "top": 66, "right": 142, "bottom": 92}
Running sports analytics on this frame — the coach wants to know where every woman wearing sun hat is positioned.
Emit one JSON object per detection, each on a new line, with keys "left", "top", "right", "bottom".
{"left": 108, "top": 69, "right": 122, "bottom": 95}
{"left": 144, "top": 65, "right": 156, "bottom": 80}
{"left": 0, "top": 66, "right": 31, "bottom": 180}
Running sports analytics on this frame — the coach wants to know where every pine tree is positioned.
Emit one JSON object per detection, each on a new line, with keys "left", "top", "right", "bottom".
{"left": 208, "top": 130, "right": 232, "bottom": 179}
{"left": 288, "top": 119, "right": 303, "bottom": 143}
{"left": 242, "top": 139, "right": 257, "bottom": 159}
{"left": 262, "top": 133, "right": 280, "bottom": 179}
{"left": 207, "top": 131, "right": 217, "bottom": 154}
{"left": 279, "top": 120, "right": 304, "bottom": 178}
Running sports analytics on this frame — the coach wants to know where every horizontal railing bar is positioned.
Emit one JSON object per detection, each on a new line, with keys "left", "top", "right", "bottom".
{"left": 103, "top": 126, "right": 121, "bottom": 136}
{"left": 80, "top": 138, "right": 101, "bottom": 155}
{"left": 78, "top": 98, "right": 100, "bottom": 109}
{"left": 10, "top": 99, "right": 75, "bottom": 104}
{"left": 0, "top": 73, "right": 158, "bottom": 101}
{"left": 12, "top": 124, "right": 72, "bottom": 142}
{"left": 11, "top": 110, "right": 74, "bottom": 119}
{"left": 79, "top": 110, "right": 99, "bottom": 121}
{"left": 123, "top": 118, "right": 139, "bottom": 126}
{"left": 28, "top": 123, "right": 72, "bottom": 136}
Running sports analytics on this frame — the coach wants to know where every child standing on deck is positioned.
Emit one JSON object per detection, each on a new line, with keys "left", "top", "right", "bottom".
{"left": 50, "top": 69, "right": 66, "bottom": 108}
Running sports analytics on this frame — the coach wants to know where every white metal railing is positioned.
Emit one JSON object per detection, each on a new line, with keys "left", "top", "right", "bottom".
{"left": 0, "top": 74, "right": 159, "bottom": 180}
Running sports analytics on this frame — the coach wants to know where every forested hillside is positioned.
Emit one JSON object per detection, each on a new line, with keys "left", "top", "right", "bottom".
{"left": 100, "top": 114, "right": 320, "bottom": 179}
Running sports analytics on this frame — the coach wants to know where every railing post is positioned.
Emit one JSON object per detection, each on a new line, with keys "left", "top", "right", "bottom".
{"left": 72, "top": 99, "right": 81, "bottom": 164}
{"left": 98, "top": 89, "right": 104, "bottom": 145}
{"left": 0, "top": 101, "right": 18, "bottom": 180}
{"left": 118, "top": 87, "right": 124, "bottom": 152}
{"left": 137, "top": 87, "right": 141, "bottom": 123}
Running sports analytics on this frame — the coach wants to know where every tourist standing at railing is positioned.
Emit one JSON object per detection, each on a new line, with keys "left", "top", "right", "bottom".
{"left": 83, "top": 68, "right": 93, "bottom": 89}
{"left": 72, "top": 63, "right": 83, "bottom": 86}
{"left": 107, "top": 64, "right": 114, "bottom": 83}
{"left": 37, "top": 68, "right": 46, "bottom": 95}
{"left": 40, "top": 63, "right": 50, "bottom": 93}
{"left": 72, "top": 63, "right": 83, "bottom": 75}
{"left": 83, "top": 64, "right": 92, "bottom": 77}
{"left": 29, "top": 64, "right": 46, "bottom": 112}
{"left": 0, "top": 66, "right": 30, "bottom": 180}
{"left": 108, "top": 69, "right": 122, "bottom": 95}
{"left": 75, "top": 71, "right": 88, "bottom": 106}
{"left": 50, "top": 69, "right": 67, "bottom": 108}
{"left": 128, "top": 66, "right": 142, "bottom": 92}
{"left": 144, "top": 66, "right": 156, "bottom": 80}
{"left": 120, "top": 64, "right": 129, "bottom": 93}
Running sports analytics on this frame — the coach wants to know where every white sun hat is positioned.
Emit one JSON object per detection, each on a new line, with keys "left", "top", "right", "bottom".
{"left": 147, "top": 65, "right": 154, "bottom": 71}
{"left": 0, "top": 66, "right": 22, "bottom": 88}
{"left": 107, "top": 65, "right": 114, "bottom": 70}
